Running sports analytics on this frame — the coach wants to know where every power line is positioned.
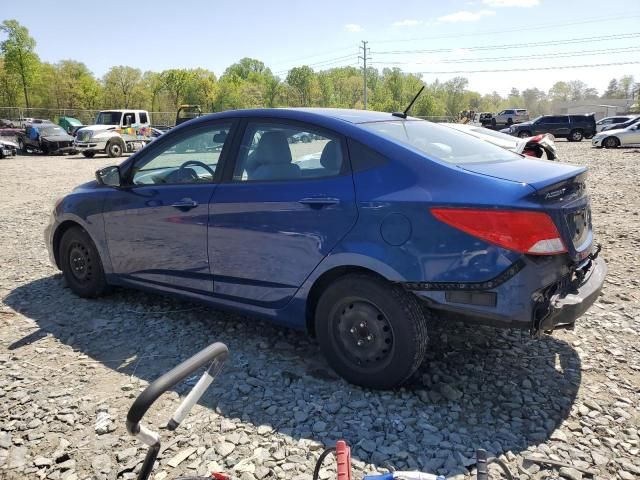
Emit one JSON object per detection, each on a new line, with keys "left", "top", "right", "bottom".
{"left": 370, "top": 46, "right": 640, "bottom": 65}
{"left": 406, "top": 60, "right": 640, "bottom": 75}
{"left": 372, "top": 32, "right": 640, "bottom": 55}
{"left": 273, "top": 55, "right": 358, "bottom": 75}
{"left": 375, "top": 13, "right": 640, "bottom": 44}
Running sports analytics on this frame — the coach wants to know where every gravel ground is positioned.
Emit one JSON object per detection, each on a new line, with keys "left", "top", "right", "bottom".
{"left": 0, "top": 142, "right": 639, "bottom": 480}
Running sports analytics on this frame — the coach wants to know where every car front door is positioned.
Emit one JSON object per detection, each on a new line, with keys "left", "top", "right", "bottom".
{"left": 625, "top": 124, "right": 640, "bottom": 144}
{"left": 208, "top": 119, "right": 357, "bottom": 308}
{"left": 102, "top": 120, "right": 236, "bottom": 293}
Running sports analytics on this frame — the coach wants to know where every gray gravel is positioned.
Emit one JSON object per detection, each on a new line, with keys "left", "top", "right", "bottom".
{"left": 1, "top": 143, "right": 639, "bottom": 480}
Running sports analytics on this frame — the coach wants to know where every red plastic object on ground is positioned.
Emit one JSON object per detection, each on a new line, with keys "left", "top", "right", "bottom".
{"left": 336, "top": 440, "right": 352, "bottom": 480}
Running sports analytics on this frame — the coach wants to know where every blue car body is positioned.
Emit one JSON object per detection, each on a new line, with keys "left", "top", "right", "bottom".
{"left": 46, "top": 108, "right": 605, "bottom": 337}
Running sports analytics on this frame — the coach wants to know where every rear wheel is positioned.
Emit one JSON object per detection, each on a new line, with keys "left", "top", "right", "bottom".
{"left": 107, "top": 139, "right": 125, "bottom": 158}
{"left": 18, "top": 138, "right": 26, "bottom": 154}
{"left": 603, "top": 136, "right": 620, "bottom": 148}
{"left": 518, "top": 130, "right": 531, "bottom": 138}
{"left": 59, "top": 226, "right": 108, "bottom": 298}
{"left": 315, "top": 274, "right": 428, "bottom": 389}
{"left": 506, "top": 118, "right": 513, "bottom": 126}
{"left": 568, "top": 129, "right": 583, "bottom": 142}
{"left": 491, "top": 118, "right": 497, "bottom": 128}
{"left": 82, "top": 151, "right": 96, "bottom": 158}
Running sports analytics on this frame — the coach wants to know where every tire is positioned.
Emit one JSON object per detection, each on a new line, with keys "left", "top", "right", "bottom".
{"left": 603, "top": 136, "right": 620, "bottom": 149}
{"left": 59, "top": 226, "right": 108, "bottom": 298}
{"left": 82, "top": 151, "right": 96, "bottom": 158}
{"left": 107, "top": 139, "right": 125, "bottom": 158}
{"left": 41, "top": 144, "right": 49, "bottom": 155}
{"left": 491, "top": 118, "right": 497, "bottom": 128}
{"left": 518, "top": 130, "right": 531, "bottom": 138}
{"left": 18, "top": 138, "right": 26, "bottom": 154}
{"left": 568, "top": 129, "right": 583, "bottom": 142}
{"left": 315, "top": 274, "right": 429, "bottom": 389}
{"left": 507, "top": 118, "right": 513, "bottom": 126}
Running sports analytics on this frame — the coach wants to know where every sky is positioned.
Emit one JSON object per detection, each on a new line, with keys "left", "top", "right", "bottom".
{"left": 2, "top": 0, "right": 640, "bottom": 96}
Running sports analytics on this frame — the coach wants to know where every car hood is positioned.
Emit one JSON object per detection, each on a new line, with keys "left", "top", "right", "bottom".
{"left": 0, "top": 139, "right": 18, "bottom": 148}
{"left": 596, "top": 127, "right": 629, "bottom": 136}
{"left": 77, "top": 125, "right": 117, "bottom": 134}
{"left": 460, "top": 157, "right": 585, "bottom": 191}
{"left": 42, "top": 134, "right": 74, "bottom": 142}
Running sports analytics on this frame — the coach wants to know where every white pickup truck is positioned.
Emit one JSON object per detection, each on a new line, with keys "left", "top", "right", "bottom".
{"left": 74, "top": 110, "right": 154, "bottom": 158}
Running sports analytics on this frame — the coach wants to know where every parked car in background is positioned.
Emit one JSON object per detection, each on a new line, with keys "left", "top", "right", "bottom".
{"left": 58, "top": 116, "right": 84, "bottom": 135}
{"left": 505, "top": 114, "right": 596, "bottom": 141}
{"left": 592, "top": 122, "right": 640, "bottom": 148}
{"left": 491, "top": 108, "right": 529, "bottom": 127}
{"left": 0, "top": 137, "right": 18, "bottom": 158}
{"left": 600, "top": 115, "right": 640, "bottom": 132}
{"left": 16, "top": 123, "right": 77, "bottom": 154}
{"left": 595, "top": 116, "right": 634, "bottom": 132}
{"left": 443, "top": 123, "right": 557, "bottom": 160}
{"left": 13, "top": 117, "right": 34, "bottom": 128}
{"left": 46, "top": 108, "right": 605, "bottom": 389}
{"left": 0, "top": 119, "right": 15, "bottom": 128}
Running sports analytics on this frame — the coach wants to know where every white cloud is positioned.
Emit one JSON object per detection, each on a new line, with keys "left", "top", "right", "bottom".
{"left": 392, "top": 19, "right": 423, "bottom": 27}
{"left": 437, "top": 10, "right": 496, "bottom": 23}
{"left": 482, "top": 0, "right": 540, "bottom": 7}
{"left": 344, "top": 23, "right": 363, "bottom": 33}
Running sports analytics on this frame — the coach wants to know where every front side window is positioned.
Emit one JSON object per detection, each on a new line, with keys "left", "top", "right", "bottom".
{"left": 233, "top": 122, "right": 344, "bottom": 181}
{"left": 362, "top": 120, "right": 518, "bottom": 165}
{"left": 132, "top": 123, "right": 232, "bottom": 185}
{"left": 139, "top": 112, "right": 148, "bottom": 124}
{"left": 96, "top": 111, "right": 122, "bottom": 125}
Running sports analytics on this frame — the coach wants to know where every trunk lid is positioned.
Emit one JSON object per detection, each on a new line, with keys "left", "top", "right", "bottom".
{"left": 461, "top": 158, "right": 592, "bottom": 261}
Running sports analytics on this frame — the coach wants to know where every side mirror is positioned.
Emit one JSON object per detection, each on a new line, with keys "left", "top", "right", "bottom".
{"left": 96, "top": 165, "right": 122, "bottom": 187}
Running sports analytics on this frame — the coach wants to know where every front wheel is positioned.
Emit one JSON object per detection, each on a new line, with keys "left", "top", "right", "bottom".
{"left": 603, "top": 136, "right": 620, "bottom": 148}
{"left": 107, "top": 139, "right": 125, "bottom": 158}
{"left": 315, "top": 274, "right": 429, "bottom": 389}
{"left": 59, "top": 226, "right": 108, "bottom": 298}
{"left": 18, "top": 138, "right": 26, "bottom": 154}
{"left": 518, "top": 131, "right": 531, "bottom": 138}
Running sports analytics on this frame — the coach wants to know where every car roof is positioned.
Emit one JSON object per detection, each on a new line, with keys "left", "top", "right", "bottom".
{"left": 192, "top": 108, "right": 405, "bottom": 126}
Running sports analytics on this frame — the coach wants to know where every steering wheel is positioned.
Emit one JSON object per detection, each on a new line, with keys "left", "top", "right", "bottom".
{"left": 178, "top": 160, "right": 216, "bottom": 178}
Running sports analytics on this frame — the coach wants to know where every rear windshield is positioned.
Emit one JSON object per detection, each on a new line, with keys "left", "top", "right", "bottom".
{"left": 361, "top": 120, "right": 519, "bottom": 165}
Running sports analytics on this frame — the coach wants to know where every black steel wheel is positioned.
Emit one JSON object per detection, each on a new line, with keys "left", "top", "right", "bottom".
{"left": 59, "top": 226, "right": 108, "bottom": 298}
{"left": 315, "top": 274, "right": 429, "bottom": 389}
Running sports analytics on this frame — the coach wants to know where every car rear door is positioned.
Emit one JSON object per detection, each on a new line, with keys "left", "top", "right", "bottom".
{"left": 208, "top": 119, "right": 357, "bottom": 308}
{"left": 102, "top": 120, "right": 236, "bottom": 293}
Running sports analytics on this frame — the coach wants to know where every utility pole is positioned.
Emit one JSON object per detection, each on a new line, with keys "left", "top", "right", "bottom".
{"left": 358, "top": 40, "right": 370, "bottom": 110}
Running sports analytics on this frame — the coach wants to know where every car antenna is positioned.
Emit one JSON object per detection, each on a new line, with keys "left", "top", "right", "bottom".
{"left": 392, "top": 86, "right": 425, "bottom": 119}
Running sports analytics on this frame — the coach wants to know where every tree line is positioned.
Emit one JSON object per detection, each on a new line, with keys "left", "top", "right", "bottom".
{"left": 1, "top": 19, "right": 639, "bottom": 120}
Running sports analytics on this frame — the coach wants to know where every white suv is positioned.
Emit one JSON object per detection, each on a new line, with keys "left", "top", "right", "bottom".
{"left": 492, "top": 109, "right": 529, "bottom": 127}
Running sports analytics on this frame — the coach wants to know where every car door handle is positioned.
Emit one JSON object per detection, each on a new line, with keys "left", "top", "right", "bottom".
{"left": 298, "top": 197, "right": 340, "bottom": 208}
{"left": 171, "top": 199, "right": 198, "bottom": 210}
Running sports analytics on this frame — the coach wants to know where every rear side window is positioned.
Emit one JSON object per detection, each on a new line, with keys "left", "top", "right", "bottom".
{"left": 233, "top": 122, "right": 344, "bottom": 181}
{"left": 362, "top": 120, "right": 518, "bottom": 165}
{"left": 347, "top": 139, "right": 388, "bottom": 172}
{"left": 139, "top": 112, "right": 148, "bottom": 123}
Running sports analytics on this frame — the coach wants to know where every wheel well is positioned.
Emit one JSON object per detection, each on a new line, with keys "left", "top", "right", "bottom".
{"left": 52, "top": 220, "right": 82, "bottom": 268}
{"left": 304, "top": 266, "right": 389, "bottom": 337}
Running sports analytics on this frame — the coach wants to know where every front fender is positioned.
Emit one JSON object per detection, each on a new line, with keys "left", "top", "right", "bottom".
{"left": 49, "top": 192, "right": 112, "bottom": 274}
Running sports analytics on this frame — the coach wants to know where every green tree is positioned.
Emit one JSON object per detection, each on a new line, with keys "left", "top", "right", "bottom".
{"left": 603, "top": 78, "right": 620, "bottom": 98}
{"left": 567, "top": 80, "right": 586, "bottom": 101}
{"left": 548, "top": 81, "right": 570, "bottom": 102}
{"left": 618, "top": 75, "right": 634, "bottom": 99}
{"left": 161, "top": 69, "right": 195, "bottom": 108}
{"left": 0, "top": 20, "right": 40, "bottom": 108}
{"left": 103, "top": 66, "right": 143, "bottom": 108}
{"left": 443, "top": 76, "right": 468, "bottom": 116}
{"left": 286, "top": 66, "right": 314, "bottom": 106}
{"left": 0, "top": 57, "right": 20, "bottom": 106}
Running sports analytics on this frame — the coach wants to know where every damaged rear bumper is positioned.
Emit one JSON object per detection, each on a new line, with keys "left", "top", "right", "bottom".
{"left": 534, "top": 255, "right": 606, "bottom": 333}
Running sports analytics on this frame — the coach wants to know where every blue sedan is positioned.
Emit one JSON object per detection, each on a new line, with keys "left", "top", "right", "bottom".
{"left": 46, "top": 108, "right": 606, "bottom": 388}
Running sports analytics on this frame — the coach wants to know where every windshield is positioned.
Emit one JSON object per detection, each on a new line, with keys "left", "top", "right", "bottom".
{"left": 361, "top": 120, "right": 519, "bottom": 165}
{"left": 40, "top": 126, "right": 66, "bottom": 136}
{"left": 96, "top": 111, "right": 122, "bottom": 125}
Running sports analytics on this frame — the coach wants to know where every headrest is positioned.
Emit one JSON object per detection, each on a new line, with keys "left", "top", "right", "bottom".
{"left": 254, "top": 131, "right": 292, "bottom": 165}
{"left": 320, "top": 140, "right": 341, "bottom": 170}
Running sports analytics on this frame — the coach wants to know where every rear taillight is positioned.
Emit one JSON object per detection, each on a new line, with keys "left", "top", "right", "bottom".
{"left": 431, "top": 208, "right": 567, "bottom": 255}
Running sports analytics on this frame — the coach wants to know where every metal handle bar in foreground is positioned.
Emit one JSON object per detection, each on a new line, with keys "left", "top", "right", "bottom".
{"left": 126, "top": 342, "right": 229, "bottom": 480}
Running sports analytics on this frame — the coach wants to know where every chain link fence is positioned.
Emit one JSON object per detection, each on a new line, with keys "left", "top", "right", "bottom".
{"left": 0, "top": 107, "right": 179, "bottom": 127}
